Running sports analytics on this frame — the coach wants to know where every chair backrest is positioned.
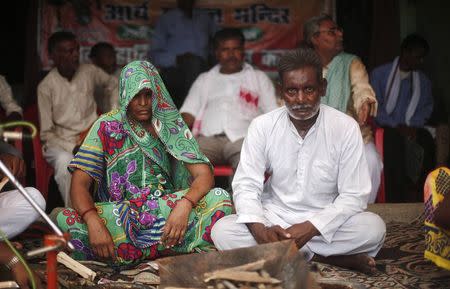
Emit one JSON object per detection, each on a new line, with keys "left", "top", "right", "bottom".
{"left": 24, "top": 104, "right": 54, "bottom": 200}
{"left": 374, "top": 127, "right": 386, "bottom": 203}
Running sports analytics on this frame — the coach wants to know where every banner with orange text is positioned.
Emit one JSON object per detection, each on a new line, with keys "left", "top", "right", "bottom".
{"left": 39, "top": 0, "right": 324, "bottom": 72}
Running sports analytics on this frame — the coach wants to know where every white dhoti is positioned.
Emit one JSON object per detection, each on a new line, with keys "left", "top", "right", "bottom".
{"left": 43, "top": 147, "right": 74, "bottom": 207}
{"left": 365, "top": 142, "right": 383, "bottom": 203}
{"left": 211, "top": 211, "right": 386, "bottom": 260}
{"left": 0, "top": 187, "right": 46, "bottom": 239}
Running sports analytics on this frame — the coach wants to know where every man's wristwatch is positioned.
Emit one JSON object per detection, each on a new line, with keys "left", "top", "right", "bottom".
{"left": 5, "top": 256, "right": 20, "bottom": 270}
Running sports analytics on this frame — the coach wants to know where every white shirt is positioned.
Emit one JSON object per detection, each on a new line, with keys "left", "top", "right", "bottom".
{"left": 233, "top": 105, "right": 371, "bottom": 243}
{"left": 180, "top": 63, "right": 278, "bottom": 142}
{"left": 38, "top": 64, "right": 118, "bottom": 153}
{"left": 0, "top": 75, "right": 23, "bottom": 116}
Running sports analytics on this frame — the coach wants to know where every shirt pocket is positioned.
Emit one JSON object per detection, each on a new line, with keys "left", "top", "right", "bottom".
{"left": 310, "top": 159, "right": 338, "bottom": 194}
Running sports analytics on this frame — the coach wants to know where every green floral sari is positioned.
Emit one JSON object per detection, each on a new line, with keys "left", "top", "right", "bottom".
{"left": 57, "top": 61, "right": 232, "bottom": 265}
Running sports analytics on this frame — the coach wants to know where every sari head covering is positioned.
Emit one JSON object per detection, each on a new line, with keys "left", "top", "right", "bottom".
{"left": 119, "top": 60, "right": 210, "bottom": 187}
{"left": 63, "top": 61, "right": 228, "bottom": 257}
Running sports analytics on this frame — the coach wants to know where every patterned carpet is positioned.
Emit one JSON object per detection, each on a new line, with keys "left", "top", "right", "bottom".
{"left": 12, "top": 219, "right": 450, "bottom": 288}
{"left": 316, "top": 221, "right": 450, "bottom": 289}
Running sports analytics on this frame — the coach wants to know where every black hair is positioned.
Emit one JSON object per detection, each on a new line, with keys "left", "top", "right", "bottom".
{"left": 213, "top": 28, "right": 245, "bottom": 49}
{"left": 47, "top": 31, "right": 77, "bottom": 54}
{"left": 89, "top": 42, "right": 115, "bottom": 59}
{"left": 278, "top": 46, "right": 323, "bottom": 82}
{"left": 400, "top": 33, "right": 429, "bottom": 55}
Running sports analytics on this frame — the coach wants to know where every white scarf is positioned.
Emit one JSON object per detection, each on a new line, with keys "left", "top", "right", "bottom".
{"left": 385, "top": 57, "right": 421, "bottom": 126}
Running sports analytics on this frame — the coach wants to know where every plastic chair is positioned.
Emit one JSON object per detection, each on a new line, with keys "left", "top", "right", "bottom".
{"left": 24, "top": 104, "right": 54, "bottom": 200}
{"left": 213, "top": 165, "right": 234, "bottom": 177}
{"left": 31, "top": 133, "right": 54, "bottom": 200}
{"left": 374, "top": 127, "right": 386, "bottom": 203}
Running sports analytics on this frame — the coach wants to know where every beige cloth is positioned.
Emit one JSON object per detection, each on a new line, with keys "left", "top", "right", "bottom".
{"left": 0, "top": 75, "right": 23, "bottom": 116}
{"left": 197, "top": 135, "right": 244, "bottom": 170}
{"left": 323, "top": 58, "right": 377, "bottom": 143}
{"left": 38, "top": 64, "right": 118, "bottom": 153}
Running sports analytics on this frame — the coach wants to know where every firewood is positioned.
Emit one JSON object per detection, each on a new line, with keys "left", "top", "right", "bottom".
{"left": 204, "top": 270, "right": 281, "bottom": 284}
{"left": 222, "top": 260, "right": 266, "bottom": 272}
{"left": 56, "top": 252, "right": 96, "bottom": 281}
{"left": 164, "top": 287, "right": 202, "bottom": 289}
{"left": 222, "top": 280, "right": 239, "bottom": 289}
{"left": 79, "top": 260, "right": 107, "bottom": 267}
{"left": 133, "top": 271, "right": 160, "bottom": 284}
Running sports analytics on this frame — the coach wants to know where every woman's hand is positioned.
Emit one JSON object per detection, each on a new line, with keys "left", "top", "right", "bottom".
{"left": 161, "top": 198, "right": 192, "bottom": 248}
{"left": 85, "top": 214, "right": 116, "bottom": 261}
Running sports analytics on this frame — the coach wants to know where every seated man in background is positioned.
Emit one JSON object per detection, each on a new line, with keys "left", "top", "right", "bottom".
{"left": 38, "top": 31, "right": 118, "bottom": 206}
{"left": 149, "top": 0, "right": 217, "bottom": 108}
{"left": 180, "top": 28, "right": 278, "bottom": 171}
{"left": 423, "top": 167, "right": 450, "bottom": 271}
{"left": 212, "top": 47, "right": 386, "bottom": 274}
{"left": 371, "top": 34, "right": 434, "bottom": 202}
{"left": 304, "top": 14, "right": 382, "bottom": 203}
{"left": 0, "top": 75, "right": 23, "bottom": 121}
{"left": 0, "top": 141, "right": 45, "bottom": 289}
{"left": 89, "top": 42, "right": 119, "bottom": 113}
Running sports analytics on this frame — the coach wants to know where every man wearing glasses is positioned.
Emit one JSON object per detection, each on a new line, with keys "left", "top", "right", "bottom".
{"left": 303, "top": 15, "right": 382, "bottom": 204}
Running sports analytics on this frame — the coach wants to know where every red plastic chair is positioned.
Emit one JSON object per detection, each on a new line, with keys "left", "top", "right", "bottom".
{"left": 24, "top": 104, "right": 54, "bottom": 200}
{"left": 374, "top": 127, "right": 385, "bottom": 203}
{"left": 31, "top": 133, "right": 54, "bottom": 200}
{"left": 213, "top": 165, "right": 234, "bottom": 177}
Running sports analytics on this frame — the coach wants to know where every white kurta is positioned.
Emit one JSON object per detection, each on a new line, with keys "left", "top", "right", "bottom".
{"left": 0, "top": 75, "right": 23, "bottom": 116}
{"left": 37, "top": 64, "right": 118, "bottom": 205}
{"left": 180, "top": 63, "right": 278, "bottom": 142}
{"left": 212, "top": 105, "right": 385, "bottom": 258}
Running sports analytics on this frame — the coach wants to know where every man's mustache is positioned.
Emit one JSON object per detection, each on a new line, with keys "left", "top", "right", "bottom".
{"left": 225, "top": 57, "right": 239, "bottom": 63}
{"left": 289, "top": 104, "right": 314, "bottom": 110}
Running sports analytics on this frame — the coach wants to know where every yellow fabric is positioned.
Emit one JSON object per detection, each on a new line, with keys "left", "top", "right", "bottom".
{"left": 424, "top": 167, "right": 450, "bottom": 271}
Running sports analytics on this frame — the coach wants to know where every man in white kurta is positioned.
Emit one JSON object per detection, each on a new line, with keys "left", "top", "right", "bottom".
{"left": 180, "top": 28, "right": 277, "bottom": 170}
{"left": 303, "top": 15, "right": 382, "bottom": 203}
{"left": 0, "top": 75, "right": 23, "bottom": 121}
{"left": 212, "top": 47, "right": 386, "bottom": 274}
{"left": 38, "top": 32, "right": 118, "bottom": 206}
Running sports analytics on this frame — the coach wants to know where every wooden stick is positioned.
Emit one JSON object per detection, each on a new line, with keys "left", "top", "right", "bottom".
{"left": 56, "top": 252, "right": 96, "bottom": 281}
{"left": 204, "top": 271, "right": 280, "bottom": 284}
{"left": 0, "top": 176, "right": 9, "bottom": 192}
{"left": 222, "top": 260, "right": 266, "bottom": 272}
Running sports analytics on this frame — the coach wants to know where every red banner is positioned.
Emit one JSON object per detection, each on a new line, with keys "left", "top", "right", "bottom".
{"left": 39, "top": 0, "right": 323, "bottom": 72}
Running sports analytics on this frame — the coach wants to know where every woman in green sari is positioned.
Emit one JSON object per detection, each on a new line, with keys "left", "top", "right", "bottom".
{"left": 57, "top": 60, "right": 233, "bottom": 265}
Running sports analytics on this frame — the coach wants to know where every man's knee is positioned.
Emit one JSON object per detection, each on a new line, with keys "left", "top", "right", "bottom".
{"left": 211, "top": 214, "right": 234, "bottom": 244}
{"left": 25, "top": 187, "right": 46, "bottom": 211}
{"left": 358, "top": 212, "right": 386, "bottom": 245}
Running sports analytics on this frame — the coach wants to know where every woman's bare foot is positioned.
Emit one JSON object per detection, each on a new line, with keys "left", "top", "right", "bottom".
{"left": 312, "top": 253, "right": 378, "bottom": 275}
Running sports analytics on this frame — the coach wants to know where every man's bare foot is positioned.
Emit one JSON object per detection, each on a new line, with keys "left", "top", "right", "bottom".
{"left": 312, "top": 253, "right": 377, "bottom": 275}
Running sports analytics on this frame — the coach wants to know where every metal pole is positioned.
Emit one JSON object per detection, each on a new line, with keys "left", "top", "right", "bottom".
{"left": 45, "top": 235, "right": 58, "bottom": 289}
{"left": 0, "top": 160, "right": 74, "bottom": 250}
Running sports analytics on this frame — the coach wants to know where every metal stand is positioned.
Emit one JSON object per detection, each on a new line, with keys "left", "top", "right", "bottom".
{"left": 0, "top": 160, "right": 74, "bottom": 289}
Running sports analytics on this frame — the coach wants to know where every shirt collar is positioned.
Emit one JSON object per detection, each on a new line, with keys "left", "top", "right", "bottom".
{"left": 285, "top": 104, "right": 323, "bottom": 141}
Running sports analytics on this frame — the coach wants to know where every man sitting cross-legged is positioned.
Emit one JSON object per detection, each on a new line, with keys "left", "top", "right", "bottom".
{"left": 211, "top": 47, "right": 386, "bottom": 274}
